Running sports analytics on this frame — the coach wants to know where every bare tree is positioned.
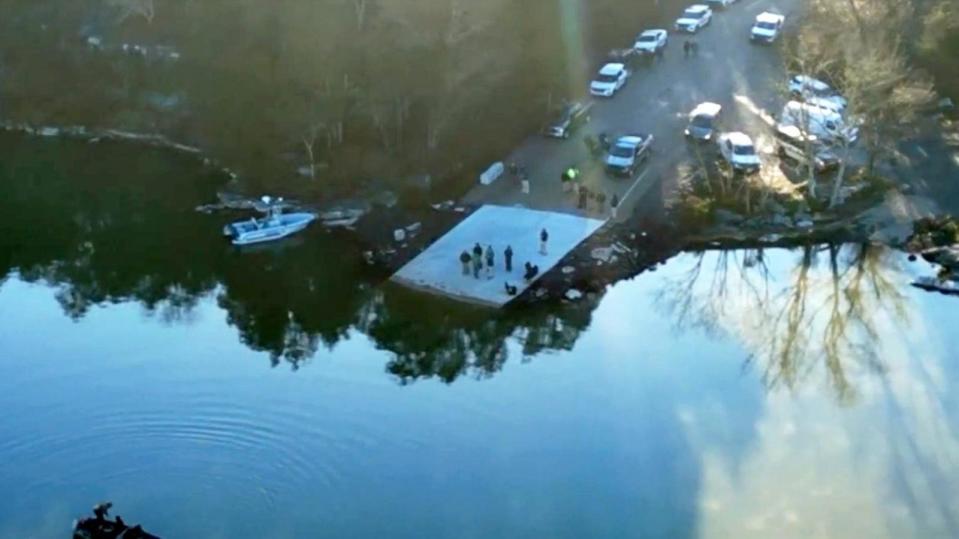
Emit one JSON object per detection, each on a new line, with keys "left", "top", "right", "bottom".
{"left": 780, "top": 26, "right": 844, "bottom": 201}
{"left": 348, "top": 0, "right": 373, "bottom": 31}
{"left": 302, "top": 124, "right": 321, "bottom": 180}
{"left": 838, "top": 40, "right": 934, "bottom": 178}
{"left": 798, "top": 0, "right": 934, "bottom": 207}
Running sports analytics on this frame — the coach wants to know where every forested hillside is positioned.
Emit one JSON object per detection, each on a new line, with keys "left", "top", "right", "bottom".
{"left": 0, "top": 0, "right": 686, "bottom": 197}
{"left": 0, "top": 0, "right": 955, "bottom": 199}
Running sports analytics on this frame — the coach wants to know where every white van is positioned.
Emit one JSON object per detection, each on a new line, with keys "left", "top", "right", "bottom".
{"left": 780, "top": 100, "right": 858, "bottom": 144}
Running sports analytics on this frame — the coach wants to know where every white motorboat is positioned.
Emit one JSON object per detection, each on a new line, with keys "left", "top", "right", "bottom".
{"left": 223, "top": 196, "right": 317, "bottom": 246}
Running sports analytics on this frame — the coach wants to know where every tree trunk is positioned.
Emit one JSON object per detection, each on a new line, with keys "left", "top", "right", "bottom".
{"left": 426, "top": 108, "right": 445, "bottom": 151}
{"left": 829, "top": 140, "right": 855, "bottom": 208}
{"left": 371, "top": 112, "right": 392, "bottom": 151}
{"left": 302, "top": 136, "right": 316, "bottom": 180}
{"left": 829, "top": 159, "right": 848, "bottom": 208}
{"left": 353, "top": 0, "right": 367, "bottom": 31}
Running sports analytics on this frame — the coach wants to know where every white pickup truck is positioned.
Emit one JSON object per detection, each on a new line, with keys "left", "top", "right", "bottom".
{"left": 750, "top": 12, "right": 785, "bottom": 43}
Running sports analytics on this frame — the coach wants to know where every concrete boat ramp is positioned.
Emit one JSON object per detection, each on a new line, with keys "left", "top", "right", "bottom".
{"left": 391, "top": 205, "right": 605, "bottom": 307}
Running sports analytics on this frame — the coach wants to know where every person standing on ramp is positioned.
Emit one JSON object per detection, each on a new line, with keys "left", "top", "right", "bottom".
{"left": 485, "top": 245, "right": 495, "bottom": 279}
{"left": 540, "top": 228, "right": 549, "bottom": 255}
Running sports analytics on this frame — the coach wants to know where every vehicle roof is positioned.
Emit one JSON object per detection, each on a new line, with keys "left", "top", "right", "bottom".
{"left": 639, "top": 29, "right": 667, "bottom": 37}
{"left": 786, "top": 99, "right": 842, "bottom": 118}
{"left": 756, "top": 11, "right": 784, "bottom": 22}
{"left": 617, "top": 135, "right": 647, "bottom": 146}
{"left": 599, "top": 63, "right": 625, "bottom": 75}
{"left": 792, "top": 75, "right": 830, "bottom": 91}
{"left": 687, "top": 4, "right": 710, "bottom": 12}
{"left": 725, "top": 131, "right": 754, "bottom": 146}
{"left": 776, "top": 123, "right": 818, "bottom": 141}
{"left": 690, "top": 102, "right": 722, "bottom": 117}
{"left": 806, "top": 96, "right": 845, "bottom": 111}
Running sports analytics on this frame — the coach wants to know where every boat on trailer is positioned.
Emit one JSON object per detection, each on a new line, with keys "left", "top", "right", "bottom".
{"left": 223, "top": 196, "right": 317, "bottom": 246}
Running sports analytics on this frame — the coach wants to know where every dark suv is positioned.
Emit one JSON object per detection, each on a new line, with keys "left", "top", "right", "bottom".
{"left": 543, "top": 101, "right": 593, "bottom": 139}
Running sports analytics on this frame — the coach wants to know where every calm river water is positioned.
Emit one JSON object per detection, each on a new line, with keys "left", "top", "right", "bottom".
{"left": 1, "top": 136, "right": 957, "bottom": 538}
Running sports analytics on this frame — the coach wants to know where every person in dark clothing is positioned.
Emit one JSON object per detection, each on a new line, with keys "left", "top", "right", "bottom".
{"left": 598, "top": 132, "right": 611, "bottom": 151}
{"left": 578, "top": 187, "right": 588, "bottom": 210}
{"left": 683, "top": 40, "right": 690, "bottom": 57}
{"left": 484, "top": 245, "right": 495, "bottom": 278}
{"left": 472, "top": 242, "right": 482, "bottom": 258}
{"left": 539, "top": 228, "right": 549, "bottom": 255}
{"left": 504, "top": 281, "right": 518, "bottom": 296}
{"left": 504, "top": 245, "right": 513, "bottom": 272}
{"left": 459, "top": 250, "right": 471, "bottom": 275}
{"left": 471, "top": 249, "right": 482, "bottom": 278}
{"left": 523, "top": 262, "right": 540, "bottom": 281}
{"left": 610, "top": 193, "right": 620, "bottom": 218}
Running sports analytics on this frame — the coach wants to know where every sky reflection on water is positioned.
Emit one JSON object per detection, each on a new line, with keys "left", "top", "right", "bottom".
{"left": 1, "top": 245, "right": 957, "bottom": 538}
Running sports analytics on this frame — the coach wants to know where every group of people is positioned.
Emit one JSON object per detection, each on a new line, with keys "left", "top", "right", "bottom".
{"left": 683, "top": 39, "right": 700, "bottom": 57}
{"left": 460, "top": 243, "right": 509, "bottom": 280}
{"left": 458, "top": 229, "right": 551, "bottom": 295}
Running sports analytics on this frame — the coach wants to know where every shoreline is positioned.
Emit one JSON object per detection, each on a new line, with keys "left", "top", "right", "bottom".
{"left": 6, "top": 124, "right": 955, "bottom": 305}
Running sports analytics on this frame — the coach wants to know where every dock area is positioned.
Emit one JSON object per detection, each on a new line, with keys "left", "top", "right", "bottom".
{"left": 390, "top": 205, "right": 605, "bottom": 307}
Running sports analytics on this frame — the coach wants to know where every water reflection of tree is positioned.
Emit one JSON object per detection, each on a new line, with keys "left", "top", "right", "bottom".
{"left": 0, "top": 137, "right": 223, "bottom": 320}
{"left": 1, "top": 136, "right": 594, "bottom": 375}
{"left": 215, "top": 243, "right": 375, "bottom": 370}
{"left": 356, "top": 286, "right": 595, "bottom": 384}
{"left": 659, "top": 244, "right": 909, "bottom": 403}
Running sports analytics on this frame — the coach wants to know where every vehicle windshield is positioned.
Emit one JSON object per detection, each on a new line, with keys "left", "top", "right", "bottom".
{"left": 595, "top": 73, "right": 619, "bottom": 83}
{"left": 733, "top": 144, "right": 756, "bottom": 156}
{"left": 638, "top": 35, "right": 657, "bottom": 42}
{"left": 682, "top": 10, "right": 703, "bottom": 19}
{"left": 756, "top": 21, "right": 777, "bottom": 30}
{"left": 610, "top": 144, "right": 634, "bottom": 158}
{"left": 690, "top": 115, "right": 713, "bottom": 128}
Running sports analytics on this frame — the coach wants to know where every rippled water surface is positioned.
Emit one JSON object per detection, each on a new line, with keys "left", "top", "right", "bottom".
{"left": 1, "top": 136, "right": 958, "bottom": 538}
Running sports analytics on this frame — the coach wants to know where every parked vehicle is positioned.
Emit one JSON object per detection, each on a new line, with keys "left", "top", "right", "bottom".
{"left": 788, "top": 75, "right": 848, "bottom": 112}
{"left": 750, "top": 12, "right": 785, "bottom": 43}
{"left": 675, "top": 5, "right": 713, "bottom": 33}
{"left": 634, "top": 29, "right": 669, "bottom": 54}
{"left": 774, "top": 123, "right": 840, "bottom": 172}
{"left": 590, "top": 63, "right": 630, "bottom": 97}
{"left": 717, "top": 131, "right": 761, "bottom": 173}
{"left": 543, "top": 101, "right": 593, "bottom": 139}
{"left": 605, "top": 134, "right": 654, "bottom": 177}
{"left": 223, "top": 196, "right": 317, "bottom": 246}
{"left": 781, "top": 100, "right": 859, "bottom": 144}
{"left": 685, "top": 102, "right": 722, "bottom": 141}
